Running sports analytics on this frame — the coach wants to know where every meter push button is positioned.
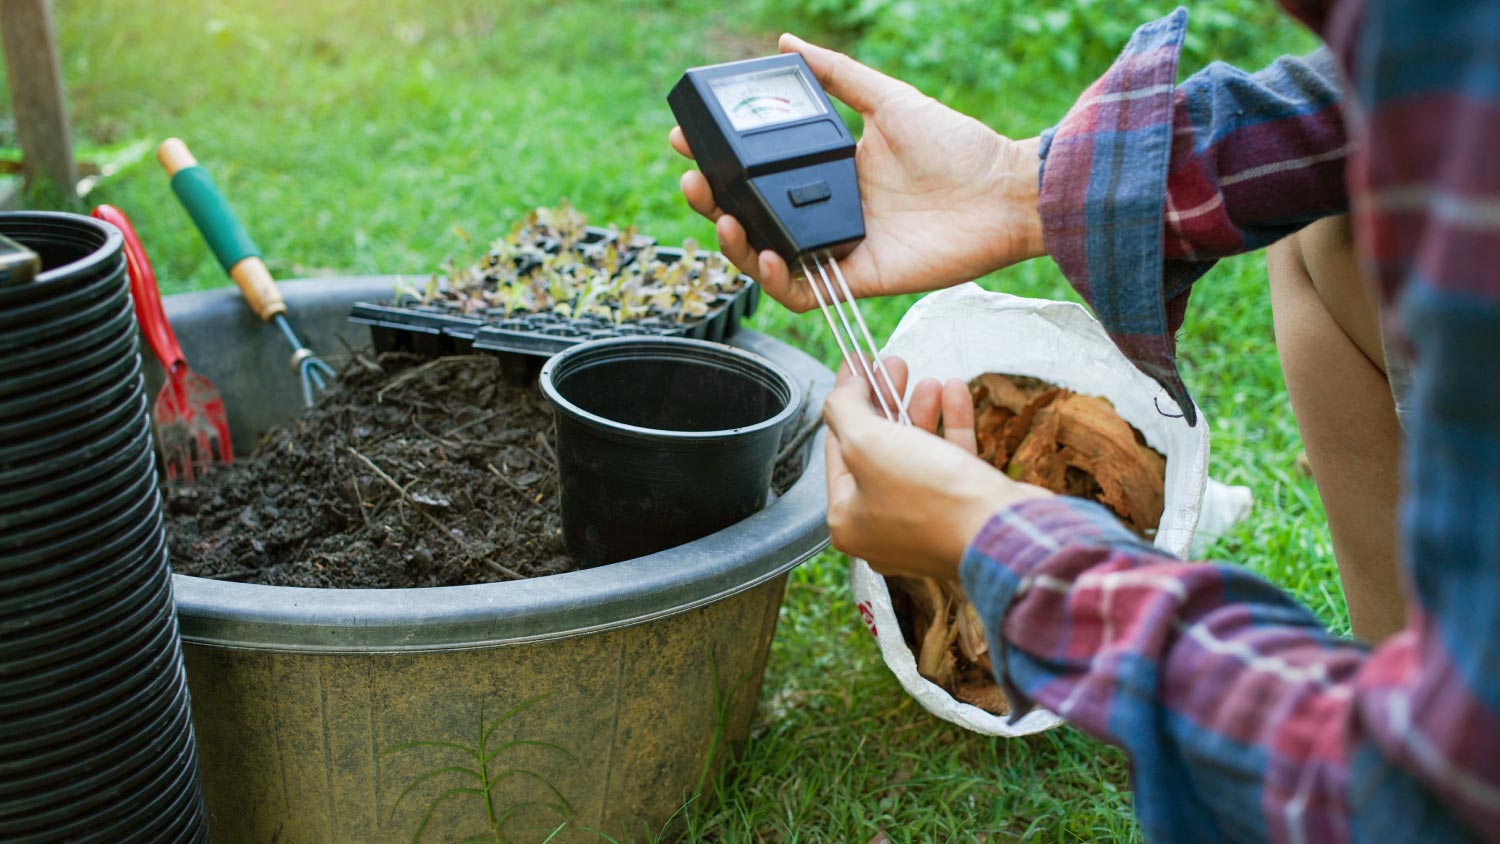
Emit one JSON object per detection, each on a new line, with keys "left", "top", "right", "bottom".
{"left": 788, "top": 181, "right": 831, "bottom": 207}
{"left": 669, "top": 53, "right": 865, "bottom": 261}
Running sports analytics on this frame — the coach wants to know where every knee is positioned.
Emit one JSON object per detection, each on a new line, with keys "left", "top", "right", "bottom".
{"left": 1268, "top": 216, "right": 1357, "bottom": 301}
{"left": 1266, "top": 229, "right": 1309, "bottom": 297}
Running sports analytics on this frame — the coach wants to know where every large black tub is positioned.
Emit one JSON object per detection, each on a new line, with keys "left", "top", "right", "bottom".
{"left": 154, "top": 277, "right": 831, "bottom": 843}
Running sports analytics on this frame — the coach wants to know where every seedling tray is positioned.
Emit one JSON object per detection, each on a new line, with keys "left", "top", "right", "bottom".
{"left": 350, "top": 237, "right": 761, "bottom": 359}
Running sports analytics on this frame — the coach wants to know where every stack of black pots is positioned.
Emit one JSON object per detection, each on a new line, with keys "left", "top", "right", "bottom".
{"left": 0, "top": 212, "right": 207, "bottom": 842}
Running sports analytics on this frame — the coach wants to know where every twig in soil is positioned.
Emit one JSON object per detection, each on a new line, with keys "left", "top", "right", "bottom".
{"left": 487, "top": 462, "right": 529, "bottom": 496}
{"left": 346, "top": 446, "right": 461, "bottom": 546}
{"left": 484, "top": 559, "right": 527, "bottom": 580}
{"left": 343, "top": 467, "right": 373, "bottom": 528}
{"left": 775, "top": 415, "right": 824, "bottom": 467}
{"left": 414, "top": 505, "right": 459, "bottom": 545}
{"left": 346, "top": 446, "right": 409, "bottom": 498}
{"left": 204, "top": 568, "right": 259, "bottom": 581}
{"left": 532, "top": 431, "right": 558, "bottom": 468}
{"left": 336, "top": 335, "right": 386, "bottom": 375}
{"left": 410, "top": 416, "right": 460, "bottom": 450}
{"left": 441, "top": 410, "right": 500, "bottom": 439}
{"left": 375, "top": 355, "right": 494, "bottom": 404}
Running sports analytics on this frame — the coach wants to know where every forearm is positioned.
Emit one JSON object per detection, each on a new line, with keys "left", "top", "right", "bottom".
{"left": 960, "top": 496, "right": 1485, "bottom": 843}
{"left": 1000, "top": 135, "right": 1046, "bottom": 265}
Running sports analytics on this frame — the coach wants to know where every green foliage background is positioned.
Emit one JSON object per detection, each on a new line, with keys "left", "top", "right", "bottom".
{"left": 746, "top": 0, "right": 1316, "bottom": 127}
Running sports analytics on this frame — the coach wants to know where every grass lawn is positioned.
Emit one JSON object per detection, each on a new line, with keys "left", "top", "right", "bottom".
{"left": 10, "top": 1, "right": 1332, "bottom": 840}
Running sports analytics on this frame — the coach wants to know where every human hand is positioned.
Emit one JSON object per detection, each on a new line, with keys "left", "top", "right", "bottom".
{"left": 822, "top": 357, "right": 1051, "bottom": 579}
{"left": 669, "top": 34, "right": 1046, "bottom": 313}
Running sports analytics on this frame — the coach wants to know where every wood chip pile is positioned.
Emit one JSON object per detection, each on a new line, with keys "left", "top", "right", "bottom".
{"left": 888, "top": 373, "right": 1167, "bottom": 715}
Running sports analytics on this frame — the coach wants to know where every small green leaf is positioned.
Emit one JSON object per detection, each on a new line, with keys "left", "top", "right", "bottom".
{"left": 483, "top": 738, "right": 579, "bottom": 768}
{"left": 390, "top": 765, "right": 483, "bottom": 816}
{"left": 479, "top": 694, "right": 553, "bottom": 752}
{"left": 383, "top": 739, "right": 483, "bottom": 763}
{"left": 409, "top": 786, "right": 486, "bottom": 844}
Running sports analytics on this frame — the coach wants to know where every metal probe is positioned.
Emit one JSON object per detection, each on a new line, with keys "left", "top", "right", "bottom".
{"left": 799, "top": 252, "right": 911, "bottom": 425}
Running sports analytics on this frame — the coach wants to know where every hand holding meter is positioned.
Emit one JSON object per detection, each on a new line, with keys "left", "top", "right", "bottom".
{"left": 670, "top": 54, "right": 909, "bottom": 423}
{"left": 668, "top": 54, "right": 863, "bottom": 263}
{"left": 673, "top": 35, "right": 1047, "bottom": 321}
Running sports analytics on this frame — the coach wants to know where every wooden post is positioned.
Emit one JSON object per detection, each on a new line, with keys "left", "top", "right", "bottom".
{"left": 0, "top": 0, "right": 78, "bottom": 195}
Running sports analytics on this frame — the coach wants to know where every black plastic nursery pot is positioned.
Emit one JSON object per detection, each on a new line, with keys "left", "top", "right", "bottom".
{"left": 0, "top": 211, "right": 208, "bottom": 843}
{"left": 153, "top": 277, "right": 832, "bottom": 844}
{"left": 541, "top": 336, "right": 801, "bottom": 567}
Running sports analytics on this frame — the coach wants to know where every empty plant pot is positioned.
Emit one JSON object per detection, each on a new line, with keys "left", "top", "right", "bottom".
{"left": 540, "top": 336, "right": 802, "bottom": 567}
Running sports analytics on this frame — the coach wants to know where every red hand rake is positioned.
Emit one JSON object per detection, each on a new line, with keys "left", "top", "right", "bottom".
{"left": 92, "top": 204, "right": 232, "bottom": 482}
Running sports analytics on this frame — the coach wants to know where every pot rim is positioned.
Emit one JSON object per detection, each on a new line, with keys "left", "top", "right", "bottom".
{"left": 0, "top": 211, "right": 123, "bottom": 299}
{"left": 539, "top": 335, "right": 804, "bottom": 443}
{"left": 163, "top": 278, "right": 832, "bottom": 654}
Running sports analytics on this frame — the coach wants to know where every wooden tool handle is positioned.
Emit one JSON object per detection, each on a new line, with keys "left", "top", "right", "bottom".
{"left": 157, "top": 137, "right": 286, "bottom": 320}
{"left": 156, "top": 137, "right": 197, "bottom": 175}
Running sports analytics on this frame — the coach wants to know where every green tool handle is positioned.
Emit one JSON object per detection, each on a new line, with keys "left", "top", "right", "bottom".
{"left": 157, "top": 138, "right": 285, "bottom": 320}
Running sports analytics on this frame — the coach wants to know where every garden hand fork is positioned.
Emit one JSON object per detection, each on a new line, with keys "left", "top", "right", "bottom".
{"left": 157, "top": 138, "right": 336, "bottom": 407}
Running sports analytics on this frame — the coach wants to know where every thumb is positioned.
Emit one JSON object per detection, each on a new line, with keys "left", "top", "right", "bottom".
{"left": 779, "top": 33, "right": 907, "bottom": 115}
{"left": 822, "top": 377, "right": 884, "bottom": 452}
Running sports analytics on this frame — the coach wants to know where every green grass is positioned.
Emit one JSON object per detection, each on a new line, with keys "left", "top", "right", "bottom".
{"left": 10, "top": 1, "right": 1337, "bottom": 840}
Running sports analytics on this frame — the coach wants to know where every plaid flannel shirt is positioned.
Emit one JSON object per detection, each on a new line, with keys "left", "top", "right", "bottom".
{"left": 959, "top": 3, "right": 1500, "bottom": 842}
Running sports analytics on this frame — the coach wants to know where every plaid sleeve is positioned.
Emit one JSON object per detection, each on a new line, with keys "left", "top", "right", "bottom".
{"left": 961, "top": 494, "right": 1481, "bottom": 844}
{"left": 967, "top": 3, "right": 1500, "bottom": 842}
{"left": 1037, "top": 10, "right": 1349, "bottom": 426}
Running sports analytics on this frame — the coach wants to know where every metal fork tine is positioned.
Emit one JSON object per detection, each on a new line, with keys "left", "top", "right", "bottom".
{"left": 211, "top": 420, "right": 232, "bottom": 464}
{"left": 172, "top": 442, "right": 190, "bottom": 484}
{"left": 195, "top": 429, "right": 215, "bottom": 480}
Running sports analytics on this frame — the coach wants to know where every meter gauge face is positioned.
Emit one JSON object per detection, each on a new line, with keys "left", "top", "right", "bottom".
{"left": 709, "top": 66, "right": 826, "bottom": 131}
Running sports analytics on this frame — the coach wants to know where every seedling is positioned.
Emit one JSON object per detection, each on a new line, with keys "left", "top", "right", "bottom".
{"left": 385, "top": 695, "right": 577, "bottom": 844}
{"left": 421, "top": 204, "right": 748, "bottom": 325}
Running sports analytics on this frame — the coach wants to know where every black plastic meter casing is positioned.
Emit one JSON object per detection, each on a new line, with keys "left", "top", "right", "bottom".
{"left": 668, "top": 54, "right": 863, "bottom": 263}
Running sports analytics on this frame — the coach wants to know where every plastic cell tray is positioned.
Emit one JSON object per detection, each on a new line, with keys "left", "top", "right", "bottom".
{"left": 350, "top": 234, "right": 762, "bottom": 359}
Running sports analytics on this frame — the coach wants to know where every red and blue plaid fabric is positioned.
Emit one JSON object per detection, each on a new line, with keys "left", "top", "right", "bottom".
{"left": 963, "top": 3, "right": 1500, "bottom": 842}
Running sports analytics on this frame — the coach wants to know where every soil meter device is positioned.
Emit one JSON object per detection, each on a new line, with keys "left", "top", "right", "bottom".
{"left": 669, "top": 54, "right": 863, "bottom": 262}
{"left": 670, "top": 54, "right": 911, "bottom": 426}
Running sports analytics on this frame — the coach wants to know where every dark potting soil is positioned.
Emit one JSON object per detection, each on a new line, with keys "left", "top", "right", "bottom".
{"left": 165, "top": 352, "right": 808, "bottom": 588}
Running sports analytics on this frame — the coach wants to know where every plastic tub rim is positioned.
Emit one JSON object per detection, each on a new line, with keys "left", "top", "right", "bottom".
{"left": 165, "top": 277, "right": 832, "bottom": 655}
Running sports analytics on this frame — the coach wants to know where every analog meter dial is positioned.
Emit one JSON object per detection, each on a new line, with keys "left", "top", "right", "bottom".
{"left": 709, "top": 67, "right": 826, "bottom": 131}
